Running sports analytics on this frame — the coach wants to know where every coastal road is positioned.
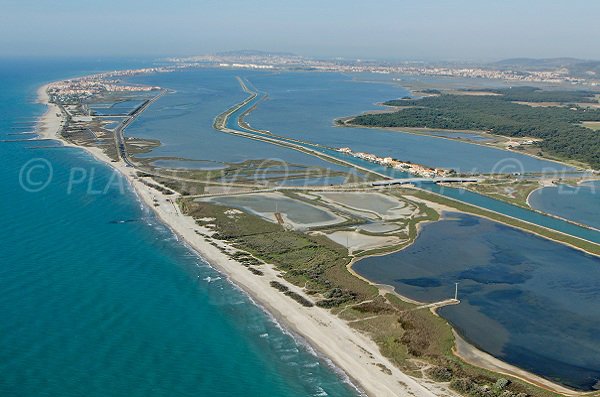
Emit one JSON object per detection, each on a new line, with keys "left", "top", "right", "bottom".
{"left": 372, "top": 177, "right": 481, "bottom": 186}
{"left": 113, "top": 89, "right": 167, "bottom": 167}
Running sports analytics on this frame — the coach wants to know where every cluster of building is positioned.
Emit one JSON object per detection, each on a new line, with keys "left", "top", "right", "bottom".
{"left": 83, "top": 67, "right": 173, "bottom": 81}
{"left": 168, "top": 52, "right": 304, "bottom": 67}
{"left": 218, "top": 63, "right": 274, "bottom": 69}
{"left": 167, "top": 53, "right": 595, "bottom": 85}
{"left": 336, "top": 147, "right": 451, "bottom": 177}
{"left": 47, "top": 68, "right": 165, "bottom": 103}
{"left": 381, "top": 66, "right": 577, "bottom": 84}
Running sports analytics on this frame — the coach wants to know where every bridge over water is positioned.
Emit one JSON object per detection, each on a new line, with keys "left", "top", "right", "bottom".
{"left": 371, "top": 177, "right": 481, "bottom": 186}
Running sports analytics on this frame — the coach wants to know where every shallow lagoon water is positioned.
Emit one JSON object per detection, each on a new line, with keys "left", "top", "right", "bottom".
{"left": 206, "top": 193, "right": 343, "bottom": 227}
{"left": 245, "top": 71, "right": 572, "bottom": 174}
{"left": 122, "top": 69, "right": 357, "bottom": 179}
{"left": 123, "top": 69, "right": 571, "bottom": 177}
{"left": 353, "top": 212, "right": 600, "bottom": 390}
{"left": 90, "top": 99, "right": 145, "bottom": 116}
{"left": 318, "top": 192, "right": 411, "bottom": 219}
{"left": 0, "top": 59, "right": 359, "bottom": 397}
{"left": 422, "top": 183, "right": 600, "bottom": 244}
{"left": 528, "top": 181, "right": 600, "bottom": 230}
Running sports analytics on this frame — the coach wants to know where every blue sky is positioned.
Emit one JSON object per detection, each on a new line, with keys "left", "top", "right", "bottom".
{"left": 2, "top": 0, "right": 600, "bottom": 60}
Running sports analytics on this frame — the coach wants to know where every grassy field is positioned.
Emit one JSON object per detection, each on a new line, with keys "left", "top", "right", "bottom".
{"left": 582, "top": 121, "right": 600, "bottom": 131}
{"left": 455, "top": 179, "right": 540, "bottom": 208}
{"left": 180, "top": 199, "right": 377, "bottom": 304}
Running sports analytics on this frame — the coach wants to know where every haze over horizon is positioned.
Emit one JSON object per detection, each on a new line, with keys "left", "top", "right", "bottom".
{"left": 2, "top": 0, "right": 600, "bottom": 61}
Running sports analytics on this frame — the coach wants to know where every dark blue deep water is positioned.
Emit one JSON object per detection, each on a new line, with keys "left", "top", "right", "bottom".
{"left": 0, "top": 59, "right": 358, "bottom": 396}
{"left": 354, "top": 212, "right": 600, "bottom": 391}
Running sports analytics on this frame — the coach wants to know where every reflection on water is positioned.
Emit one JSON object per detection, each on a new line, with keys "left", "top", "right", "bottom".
{"left": 353, "top": 212, "right": 600, "bottom": 391}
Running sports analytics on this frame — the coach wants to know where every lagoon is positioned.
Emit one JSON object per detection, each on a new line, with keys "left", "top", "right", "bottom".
{"left": 205, "top": 192, "right": 344, "bottom": 228}
{"left": 123, "top": 69, "right": 357, "bottom": 178}
{"left": 353, "top": 212, "right": 600, "bottom": 391}
{"left": 528, "top": 181, "right": 600, "bottom": 230}
{"left": 421, "top": 182, "right": 600, "bottom": 244}
{"left": 245, "top": 71, "right": 572, "bottom": 174}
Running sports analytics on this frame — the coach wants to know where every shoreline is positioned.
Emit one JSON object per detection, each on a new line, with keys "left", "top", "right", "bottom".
{"left": 338, "top": 120, "right": 588, "bottom": 173}
{"left": 452, "top": 332, "right": 596, "bottom": 397}
{"left": 36, "top": 78, "right": 598, "bottom": 396}
{"left": 411, "top": 186, "right": 600, "bottom": 258}
{"left": 526, "top": 183, "right": 600, "bottom": 233}
{"left": 349, "top": 199, "right": 598, "bottom": 396}
{"left": 36, "top": 83, "right": 450, "bottom": 397}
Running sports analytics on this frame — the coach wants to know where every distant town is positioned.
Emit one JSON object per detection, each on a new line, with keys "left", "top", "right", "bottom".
{"left": 47, "top": 52, "right": 600, "bottom": 107}
{"left": 167, "top": 51, "right": 600, "bottom": 86}
{"left": 47, "top": 67, "right": 168, "bottom": 103}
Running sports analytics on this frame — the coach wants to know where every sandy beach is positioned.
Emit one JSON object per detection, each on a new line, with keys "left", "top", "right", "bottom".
{"left": 349, "top": 194, "right": 597, "bottom": 396}
{"left": 36, "top": 80, "right": 599, "bottom": 397}
{"left": 35, "top": 83, "right": 454, "bottom": 397}
{"left": 452, "top": 332, "right": 590, "bottom": 397}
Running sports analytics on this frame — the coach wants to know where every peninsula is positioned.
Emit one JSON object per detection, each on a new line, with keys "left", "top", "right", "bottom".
{"left": 36, "top": 67, "right": 600, "bottom": 397}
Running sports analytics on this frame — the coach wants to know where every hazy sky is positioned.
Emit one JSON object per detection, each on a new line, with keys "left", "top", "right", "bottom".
{"left": 2, "top": 0, "right": 600, "bottom": 61}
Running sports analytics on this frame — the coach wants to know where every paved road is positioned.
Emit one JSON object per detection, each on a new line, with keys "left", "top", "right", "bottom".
{"left": 114, "top": 90, "right": 167, "bottom": 167}
{"left": 372, "top": 177, "right": 481, "bottom": 186}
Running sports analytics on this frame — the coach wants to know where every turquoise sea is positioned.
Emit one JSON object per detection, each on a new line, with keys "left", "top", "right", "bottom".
{"left": 0, "top": 59, "right": 359, "bottom": 396}
{"left": 4, "top": 59, "right": 598, "bottom": 395}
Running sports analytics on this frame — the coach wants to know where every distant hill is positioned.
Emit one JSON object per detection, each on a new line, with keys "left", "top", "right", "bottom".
{"left": 492, "top": 58, "right": 600, "bottom": 78}
{"left": 494, "top": 58, "right": 584, "bottom": 68}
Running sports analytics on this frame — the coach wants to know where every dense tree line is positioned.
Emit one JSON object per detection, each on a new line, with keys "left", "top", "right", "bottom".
{"left": 351, "top": 92, "right": 600, "bottom": 168}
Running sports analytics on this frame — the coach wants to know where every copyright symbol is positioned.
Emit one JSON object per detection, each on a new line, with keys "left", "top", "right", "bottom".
{"left": 19, "top": 158, "right": 53, "bottom": 193}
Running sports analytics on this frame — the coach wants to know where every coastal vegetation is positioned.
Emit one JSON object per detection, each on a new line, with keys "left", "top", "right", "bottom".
{"left": 45, "top": 69, "right": 600, "bottom": 396}
{"left": 349, "top": 87, "right": 600, "bottom": 168}
{"left": 178, "top": 197, "right": 584, "bottom": 397}
{"left": 180, "top": 199, "right": 376, "bottom": 306}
